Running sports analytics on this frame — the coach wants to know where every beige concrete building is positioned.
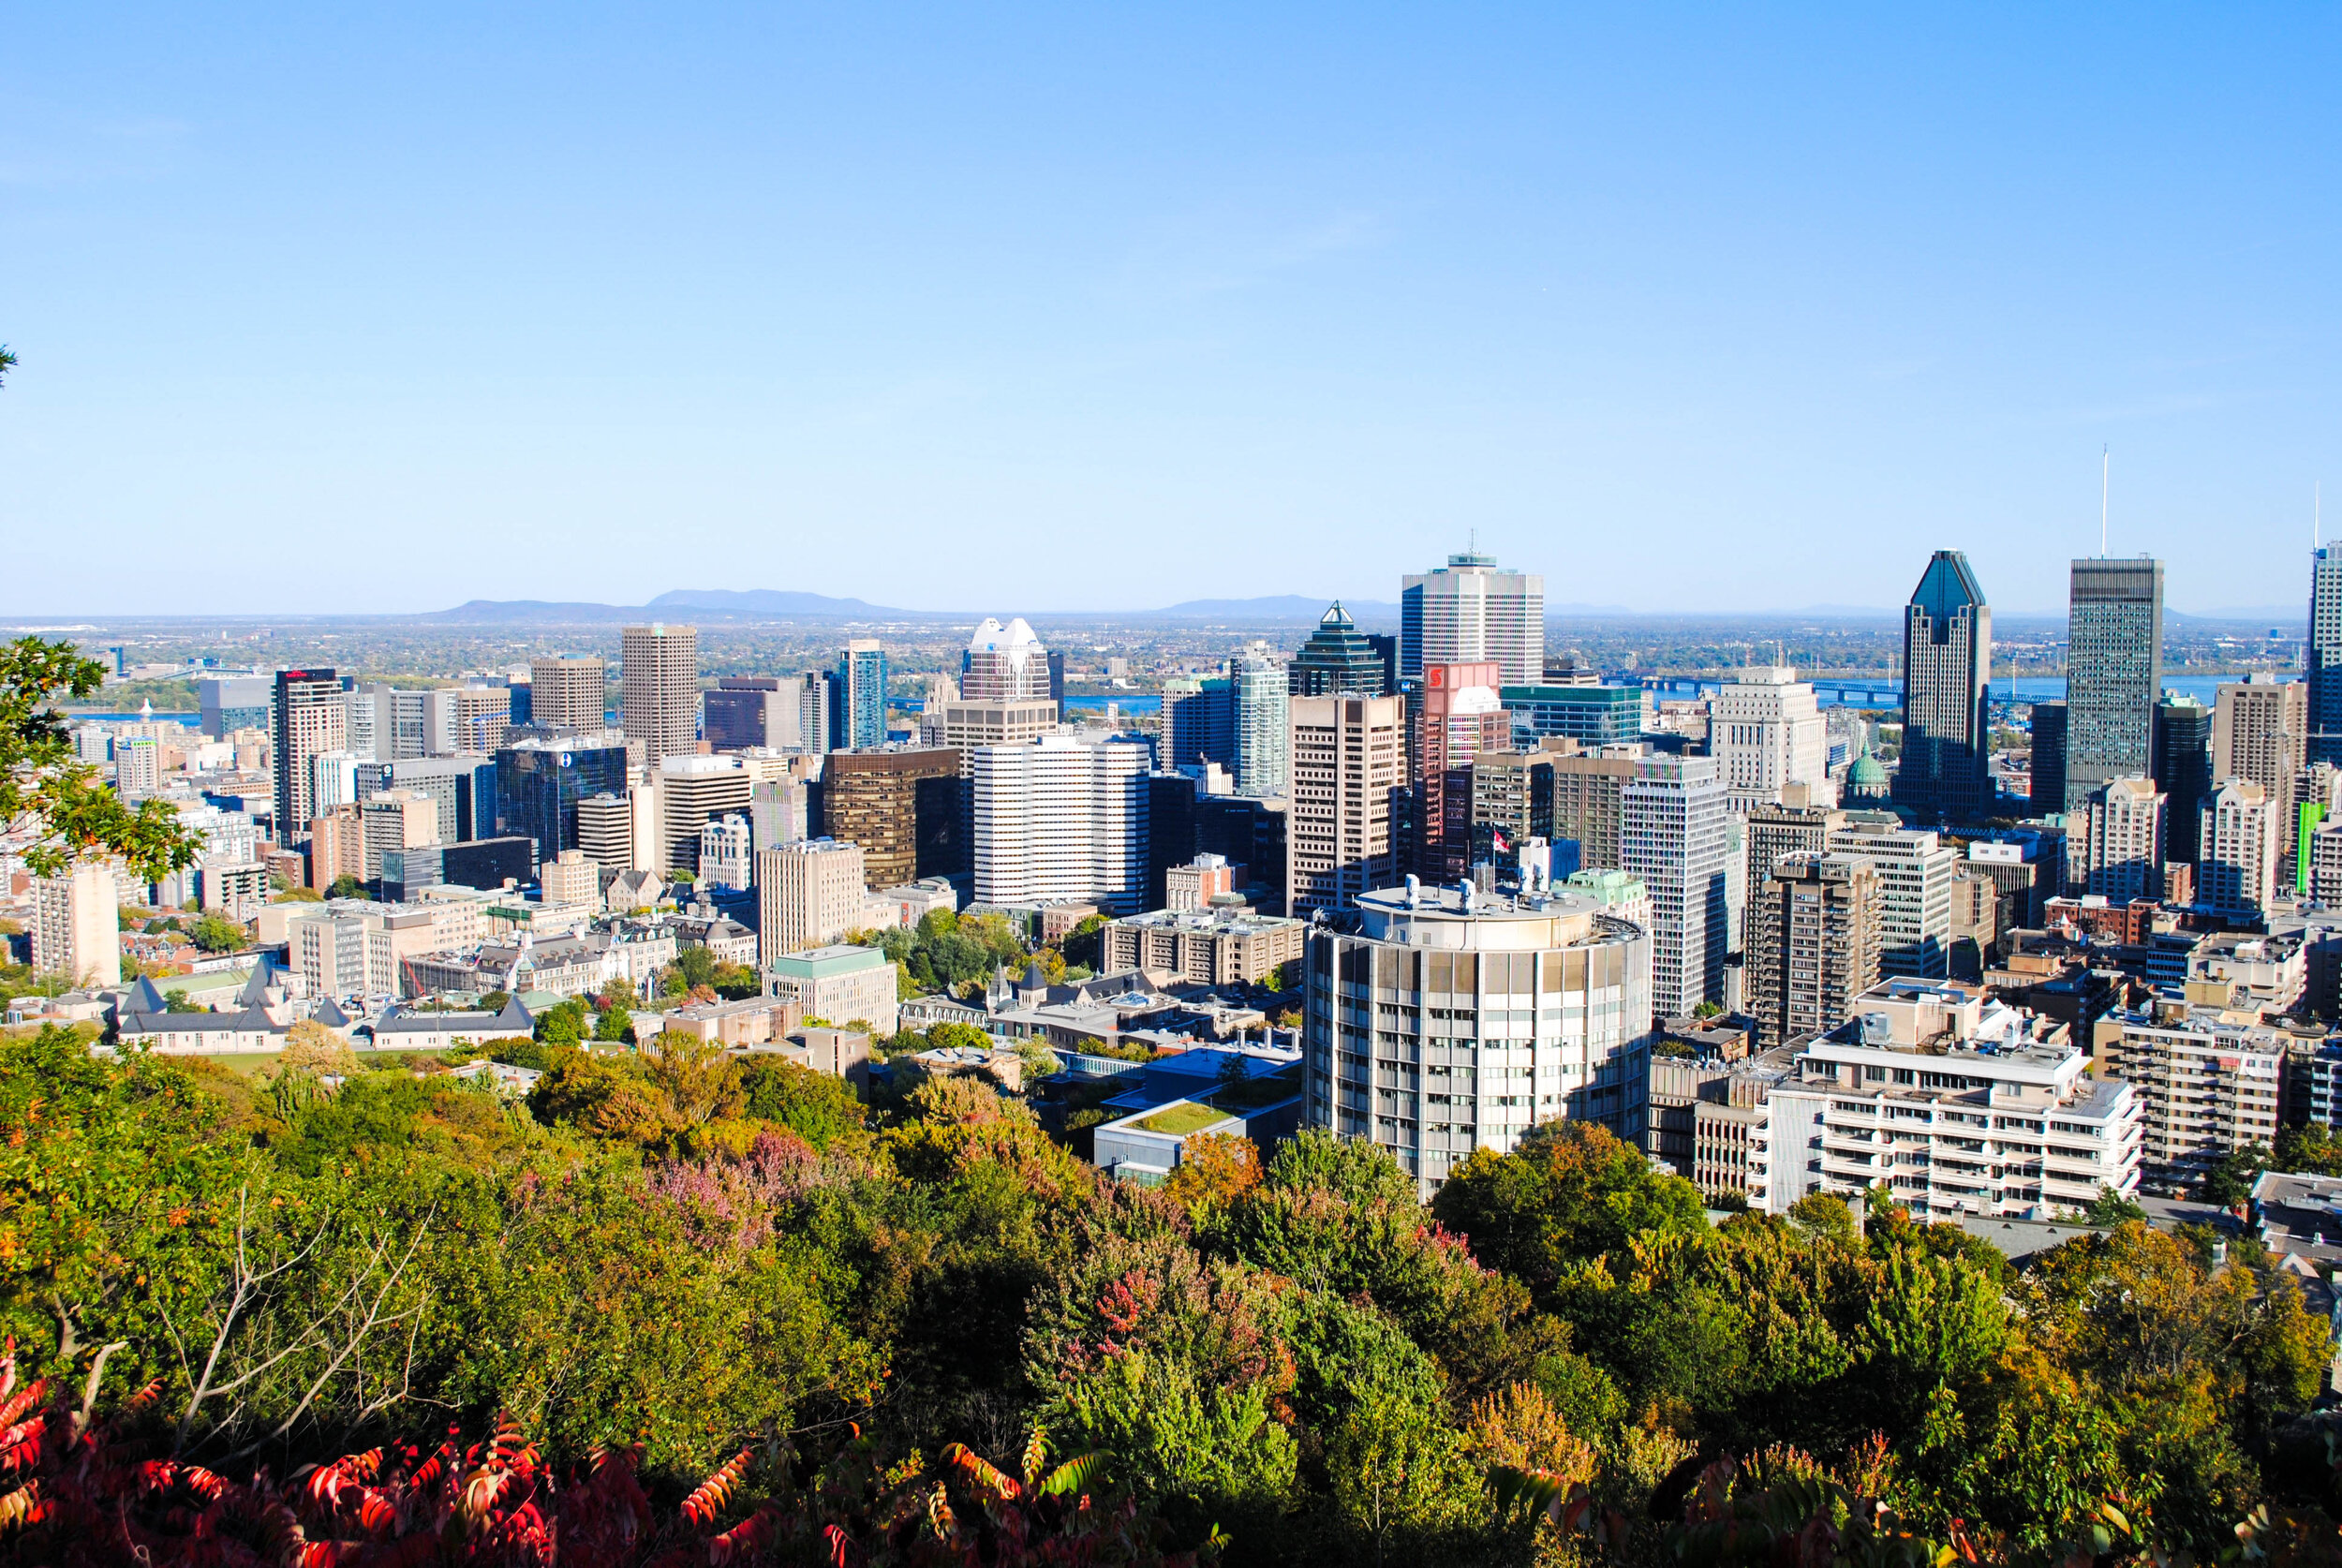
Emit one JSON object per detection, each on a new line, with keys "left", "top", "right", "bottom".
{"left": 2214, "top": 674, "right": 2306, "bottom": 817}
{"left": 1164, "top": 853, "right": 1240, "bottom": 911}
{"left": 529, "top": 656, "right": 608, "bottom": 731}
{"left": 2200, "top": 778, "right": 2279, "bottom": 917}
{"left": 2100, "top": 999, "right": 2285, "bottom": 1172}
{"left": 763, "top": 945, "right": 898, "bottom": 1037}
{"left": 1101, "top": 906, "right": 1306, "bottom": 985}
{"left": 1287, "top": 693, "right": 1405, "bottom": 918}
{"left": 757, "top": 837, "right": 868, "bottom": 964}
{"left": 938, "top": 699, "right": 1059, "bottom": 772}
{"left": 307, "top": 806, "right": 366, "bottom": 891}
{"left": 1743, "top": 851, "right": 1881, "bottom": 1047}
{"left": 541, "top": 849, "right": 600, "bottom": 910}
{"left": 621, "top": 624, "right": 699, "bottom": 768}
{"left": 361, "top": 789, "right": 439, "bottom": 880}
{"left": 33, "top": 862, "right": 121, "bottom": 986}
{"left": 656, "top": 755, "right": 750, "bottom": 875}
{"left": 2083, "top": 776, "right": 2166, "bottom": 904}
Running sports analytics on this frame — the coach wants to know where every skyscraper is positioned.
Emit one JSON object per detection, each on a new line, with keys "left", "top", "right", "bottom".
{"left": 1711, "top": 666, "right": 1829, "bottom": 814}
{"left": 1622, "top": 754, "right": 1730, "bottom": 1016}
{"left": 1893, "top": 551, "right": 1993, "bottom": 823}
{"left": 1286, "top": 694, "right": 1405, "bottom": 918}
{"left": 272, "top": 669, "right": 348, "bottom": 848}
{"left": 1164, "top": 676, "right": 1236, "bottom": 770}
{"left": 2083, "top": 777, "right": 2166, "bottom": 904}
{"left": 834, "top": 640, "right": 889, "bottom": 750}
{"left": 495, "top": 736, "right": 630, "bottom": 870}
{"left": 1415, "top": 661, "right": 1511, "bottom": 880}
{"left": 529, "top": 657, "right": 607, "bottom": 732}
{"left": 1826, "top": 814, "right": 1961, "bottom": 980}
{"left": 621, "top": 624, "right": 700, "bottom": 770}
{"left": 2064, "top": 557, "right": 2164, "bottom": 817}
{"left": 1288, "top": 602, "right": 1393, "bottom": 697}
{"left": 823, "top": 747, "right": 964, "bottom": 886}
{"left": 703, "top": 677, "right": 790, "bottom": 751}
{"left": 2153, "top": 695, "right": 2213, "bottom": 866}
{"left": 971, "top": 734, "right": 1151, "bottom": 913}
{"left": 2213, "top": 676, "right": 2306, "bottom": 840}
{"left": 658, "top": 755, "right": 752, "bottom": 875}
{"left": 2028, "top": 701, "right": 2068, "bottom": 818}
{"left": 961, "top": 617, "right": 1052, "bottom": 702}
{"left": 757, "top": 837, "right": 868, "bottom": 963}
{"left": 2200, "top": 779, "right": 2278, "bottom": 918}
{"left": 33, "top": 862, "right": 121, "bottom": 987}
{"left": 1401, "top": 551, "right": 1544, "bottom": 687}
{"left": 1231, "top": 642, "right": 1289, "bottom": 797}
{"left": 2308, "top": 544, "right": 2342, "bottom": 765}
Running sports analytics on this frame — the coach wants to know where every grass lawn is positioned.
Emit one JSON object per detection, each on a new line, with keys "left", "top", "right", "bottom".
{"left": 1135, "top": 1101, "right": 1232, "bottom": 1136}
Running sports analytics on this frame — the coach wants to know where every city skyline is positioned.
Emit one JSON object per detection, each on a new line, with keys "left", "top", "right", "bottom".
{"left": 7, "top": 8, "right": 2341, "bottom": 616}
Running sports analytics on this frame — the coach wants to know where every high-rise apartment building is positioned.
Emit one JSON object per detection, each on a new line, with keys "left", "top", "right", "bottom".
{"left": 1826, "top": 813, "right": 1959, "bottom": 980}
{"left": 361, "top": 789, "right": 439, "bottom": 880}
{"left": 621, "top": 625, "right": 700, "bottom": 770}
{"left": 529, "top": 657, "right": 607, "bottom": 732}
{"left": 2065, "top": 557, "right": 2164, "bottom": 816}
{"left": 971, "top": 734, "right": 1151, "bottom": 913}
{"left": 1894, "top": 551, "right": 1993, "bottom": 823}
{"left": 1400, "top": 551, "right": 1544, "bottom": 687}
{"left": 1287, "top": 694, "right": 1406, "bottom": 918}
{"left": 1232, "top": 643, "right": 1290, "bottom": 798}
{"left": 834, "top": 640, "right": 889, "bottom": 750}
{"left": 1622, "top": 754, "right": 1730, "bottom": 1016}
{"left": 1744, "top": 799, "right": 1846, "bottom": 893}
{"left": 2154, "top": 696, "right": 2213, "bottom": 865}
{"left": 2309, "top": 545, "right": 2342, "bottom": 765}
{"left": 1711, "top": 667, "right": 1829, "bottom": 814}
{"left": 495, "top": 736, "right": 630, "bottom": 870}
{"left": 823, "top": 747, "right": 964, "bottom": 887}
{"left": 273, "top": 670, "right": 348, "bottom": 848}
{"left": 33, "top": 862, "right": 121, "bottom": 986}
{"left": 1416, "top": 661, "right": 1511, "bottom": 881}
{"left": 1289, "top": 602, "right": 1394, "bottom": 697}
{"left": 2213, "top": 676, "right": 2305, "bottom": 867}
{"left": 2083, "top": 777, "right": 2166, "bottom": 904}
{"left": 2200, "top": 778, "right": 2278, "bottom": 918}
{"left": 961, "top": 618, "right": 1052, "bottom": 702}
{"left": 1302, "top": 882, "right": 1654, "bottom": 1197}
{"left": 657, "top": 755, "right": 752, "bottom": 876}
{"left": 1164, "top": 677, "right": 1236, "bottom": 769}
{"left": 113, "top": 736, "right": 162, "bottom": 802}
{"left": 1744, "top": 852, "right": 1881, "bottom": 1047}
{"left": 427, "top": 687, "right": 514, "bottom": 755}
{"left": 757, "top": 837, "right": 868, "bottom": 963}
{"left": 307, "top": 807, "right": 366, "bottom": 892}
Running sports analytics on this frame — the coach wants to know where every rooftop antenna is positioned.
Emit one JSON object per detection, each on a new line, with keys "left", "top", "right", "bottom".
{"left": 2099, "top": 446, "right": 2110, "bottom": 557}
{"left": 2318, "top": 481, "right": 2323, "bottom": 552}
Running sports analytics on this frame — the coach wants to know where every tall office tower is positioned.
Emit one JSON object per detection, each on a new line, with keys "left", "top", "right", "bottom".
{"left": 1744, "top": 799, "right": 1848, "bottom": 892}
{"left": 1287, "top": 694, "right": 1406, "bottom": 918}
{"left": 113, "top": 736, "right": 162, "bottom": 802}
{"left": 704, "top": 677, "right": 791, "bottom": 751}
{"left": 198, "top": 676, "right": 271, "bottom": 740}
{"left": 939, "top": 699, "right": 1059, "bottom": 763}
{"left": 1711, "top": 667, "right": 1830, "bottom": 814}
{"left": 2153, "top": 695, "right": 2213, "bottom": 865}
{"left": 426, "top": 687, "right": 514, "bottom": 755}
{"left": 496, "top": 736, "right": 630, "bottom": 870}
{"left": 823, "top": 747, "right": 964, "bottom": 886}
{"left": 362, "top": 756, "right": 498, "bottom": 845}
{"left": 1401, "top": 551, "right": 1544, "bottom": 686}
{"left": 833, "top": 640, "right": 889, "bottom": 750}
{"left": 657, "top": 755, "right": 751, "bottom": 875}
{"left": 1301, "top": 883, "right": 1653, "bottom": 1197}
{"left": 1414, "top": 662, "right": 1511, "bottom": 880}
{"left": 1745, "top": 852, "right": 1882, "bottom": 1047}
{"left": 1232, "top": 642, "right": 1290, "bottom": 797}
{"left": 359, "top": 685, "right": 433, "bottom": 761}
{"left": 2200, "top": 778, "right": 2278, "bottom": 918}
{"left": 749, "top": 777, "right": 815, "bottom": 853}
{"left": 1826, "top": 814, "right": 1960, "bottom": 980}
{"left": 2214, "top": 673, "right": 2306, "bottom": 818}
{"left": 2027, "top": 702, "right": 2068, "bottom": 817}
{"left": 2311, "top": 545, "right": 2342, "bottom": 764}
{"left": 1894, "top": 551, "right": 1994, "bottom": 823}
{"left": 1164, "top": 676, "right": 1236, "bottom": 768}
{"left": 1288, "top": 602, "right": 1393, "bottom": 697}
{"left": 1469, "top": 745, "right": 1560, "bottom": 863}
{"left": 2083, "top": 777, "right": 2167, "bottom": 903}
{"left": 530, "top": 656, "right": 608, "bottom": 732}
{"left": 1046, "top": 650, "right": 1066, "bottom": 704}
{"left": 621, "top": 624, "right": 700, "bottom": 770}
{"left": 272, "top": 669, "right": 348, "bottom": 848}
{"left": 757, "top": 837, "right": 869, "bottom": 964}
{"left": 2065, "top": 557, "right": 2164, "bottom": 816}
{"left": 1622, "top": 754, "right": 1730, "bottom": 1015}
{"left": 361, "top": 789, "right": 439, "bottom": 880}
{"left": 33, "top": 862, "right": 122, "bottom": 986}
{"left": 961, "top": 617, "right": 1052, "bottom": 701}
{"left": 971, "top": 734, "right": 1151, "bottom": 914}
{"left": 575, "top": 791, "right": 637, "bottom": 876}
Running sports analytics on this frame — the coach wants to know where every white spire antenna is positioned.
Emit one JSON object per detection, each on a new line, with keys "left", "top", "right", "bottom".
{"left": 2318, "top": 481, "right": 2323, "bottom": 552}
{"left": 2099, "top": 446, "right": 2110, "bottom": 557}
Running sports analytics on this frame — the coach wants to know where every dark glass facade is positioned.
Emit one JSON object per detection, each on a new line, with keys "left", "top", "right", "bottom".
{"left": 495, "top": 743, "right": 629, "bottom": 870}
{"left": 1893, "top": 551, "right": 1993, "bottom": 823}
{"left": 2153, "top": 695, "right": 2213, "bottom": 865}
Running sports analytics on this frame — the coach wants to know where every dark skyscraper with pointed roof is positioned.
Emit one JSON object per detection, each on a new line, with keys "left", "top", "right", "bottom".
{"left": 1894, "top": 551, "right": 1994, "bottom": 823}
{"left": 1288, "top": 602, "right": 1395, "bottom": 697}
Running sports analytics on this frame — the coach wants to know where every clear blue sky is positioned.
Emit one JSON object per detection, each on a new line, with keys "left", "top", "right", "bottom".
{"left": 5, "top": 6, "right": 2338, "bottom": 617}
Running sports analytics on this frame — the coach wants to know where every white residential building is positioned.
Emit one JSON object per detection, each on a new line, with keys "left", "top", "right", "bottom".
{"left": 33, "top": 863, "right": 121, "bottom": 987}
{"left": 1826, "top": 813, "right": 1959, "bottom": 980}
{"left": 2200, "top": 777, "right": 2279, "bottom": 918}
{"left": 971, "top": 733, "right": 1151, "bottom": 914}
{"left": 1752, "top": 979, "right": 2141, "bottom": 1220}
{"left": 1622, "top": 754, "right": 1730, "bottom": 1016}
{"left": 1711, "top": 667, "right": 1830, "bottom": 815}
{"left": 1232, "top": 642, "right": 1290, "bottom": 798}
{"left": 2083, "top": 776, "right": 2166, "bottom": 904}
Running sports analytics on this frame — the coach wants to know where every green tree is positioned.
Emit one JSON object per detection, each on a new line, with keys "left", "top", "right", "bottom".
{"left": 534, "top": 997, "right": 586, "bottom": 1047}
{"left": 1431, "top": 1119, "right": 1706, "bottom": 1300}
{"left": 595, "top": 1003, "right": 635, "bottom": 1044}
{"left": 326, "top": 874, "right": 366, "bottom": 900}
{"left": 187, "top": 913, "right": 246, "bottom": 954}
{"left": 0, "top": 637, "right": 200, "bottom": 881}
